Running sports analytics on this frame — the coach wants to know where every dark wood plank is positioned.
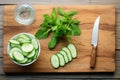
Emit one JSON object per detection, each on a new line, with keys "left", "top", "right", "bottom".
{"left": 0, "top": 0, "right": 50, "bottom": 4}
{"left": 116, "top": 50, "right": 120, "bottom": 61}
{"left": 116, "top": 13, "right": 120, "bottom": 49}
{"left": 0, "top": 59, "right": 4, "bottom": 75}
{"left": 0, "top": 13, "right": 3, "bottom": 29}
{"left": 0, "top": 6, "right": 3, "bottom": 14}
{"left": 0, "top": 0, "right": 89, "bottom": 5}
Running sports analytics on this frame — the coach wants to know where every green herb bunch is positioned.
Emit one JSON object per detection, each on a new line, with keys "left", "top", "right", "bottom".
{"left": 35, "top": 8, "right": 81, "bottom": 49}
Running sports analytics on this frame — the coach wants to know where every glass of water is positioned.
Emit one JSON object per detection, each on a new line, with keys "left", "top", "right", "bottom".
{"left": 14, "top": 4, "right": 35, "bottom": 25}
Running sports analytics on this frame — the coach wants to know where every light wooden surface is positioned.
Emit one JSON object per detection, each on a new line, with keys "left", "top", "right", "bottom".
{"left": 3, "top": 5, "right": 115, "bottom": 73}
{"left": 0, "top": 0, "right": 120, "bottom": 79}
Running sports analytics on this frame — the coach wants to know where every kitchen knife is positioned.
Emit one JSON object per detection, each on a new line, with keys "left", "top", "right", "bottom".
{"left": 90, "top": 16, "right": 100, "bottom": 69}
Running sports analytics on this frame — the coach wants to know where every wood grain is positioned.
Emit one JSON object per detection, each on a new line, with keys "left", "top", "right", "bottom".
{"left": 3, "top": 5, "right": 116, "bottom": 73}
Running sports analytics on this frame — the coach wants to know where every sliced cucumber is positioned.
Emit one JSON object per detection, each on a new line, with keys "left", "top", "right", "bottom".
{"left": 17, "top": 37, "right": 31, "bottom": 43}
{"left": 10, "top": 43, "right": 21, "bottom": 48}
{"left": 27, "top": 49, "right": 36, "bottom": 58}
{"left": 9, "top": 50, "right": 14, "bottom": 59}
{"left": 22, "top": 52, "right": 29, "bottom": 56}
{"left": 32, "top": 38, "right": 38, "bottom": 49}
{"left": 13, "top": 51, "right": 24, "bottom": 61}
{"left": 27, "top": 59, "right": 32, "bottom": 63}
{"left": 51, "top": 55, "right": 59, "bottom": 68}
{"left": 19, "top": 58, "right": 28, "bottom": 64}
{"left": 59, "top": 50, "right": 69, "bottom": 63}
{"left": 67, "top": 44, "right": 77, "bottom": 58}
{"left": 9, "top": 48, "right": 22, "bottom": 59}
{"left": 33, "top": 50, "right": 38, "bottom": 59}
{"left": 62, "top": 47, "right": 72, "bottom": 62}
{"left": 56, "top": 53, "right": 65, "bottom": 67}
{"left": 21, "top": 43, "right": 34, "bottom": 52}
{"left": 19, "top": 34, "right": 30, "bottom": 41}
{"left": 8, "top": 33, "right": 40, "bottom": 65}
{"left": 9, "top": 40, "right": 20, "bottom": 44}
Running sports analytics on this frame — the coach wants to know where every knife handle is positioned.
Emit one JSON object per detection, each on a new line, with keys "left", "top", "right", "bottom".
{"left": 90, "top": 45, "right": 97, "bottom": 69}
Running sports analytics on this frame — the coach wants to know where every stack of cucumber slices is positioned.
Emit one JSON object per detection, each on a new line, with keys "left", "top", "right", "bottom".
{"left": 50, "top": 44, "right": 77, "bottom": 68}
{"left": 8, "top": 33, "right": 40, "bottom": 66}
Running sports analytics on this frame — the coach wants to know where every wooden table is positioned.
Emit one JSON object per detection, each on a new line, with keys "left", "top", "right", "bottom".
{"left": 0, "top": 0, "right": 120, "bottom": 79}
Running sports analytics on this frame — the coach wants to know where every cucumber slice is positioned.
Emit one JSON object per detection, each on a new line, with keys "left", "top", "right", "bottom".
{"left": 56, "top": 53, "right": 65, "bottom": 67}
{"left": 10, "top": 43, "right": 21, "bottom": 48}
{"left": 9, "top": 50, "right": 14, "bottom": 59}
{"left": 27, "top": 49, "right": 36, "bottom": 58}
{"left": 19, "top": 58, "right": 28, "bottom": 64}
{"left": 33, "top": 50, "right": 38, "bottom": 59}
{"left": 22, "top": 52, "right": 29, "bottom": 56}
{"left": 59, "top": 50, "right": 69, "bottom": 63}
{"left": 9, "top": 40, "right": 20, "bottom": 44}
{"left": 21, "top": 43, "right": 34, "bottom": 52}
{"left": 19, "top": 34, "right": 30, "bottom": 41}
{"left": 13, "top": 51, "right": 24, "bottom": 61}
{"left": 32, "top": 38, "right": 38, "bottom": 49}
{"left": 67, "top": 44, "right": 77, "bottom": 58}
{"left": 27, "top": 59, "right": 32, "bottom": 63}
{"left": 9, "top": 48, "right": 22, "bottom": 59}
{"left": 50, "top": 55, "right": 59, "bottom": 68}
{"left": 17, "top": 37, "right": 31, "bottom": 43}
{"left": 62, "top": 47, "right": 72, "bottom": 62}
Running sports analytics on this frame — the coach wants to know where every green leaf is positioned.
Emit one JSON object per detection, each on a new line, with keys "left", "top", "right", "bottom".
{"left": 35, "top": 29, "right": 51, "bottom": 39}
{"left": 67, "top": 11, "right": 77, "bottom": 16}
{"left": 40, "top": 22, "right": 48, "bottom": 28}
{"left": 72, "top": 20, "right": 80, "bottom": 25}
{"left": 51, "top": 8, "right": 57, "bottom": 21}
{"left": 51, "top": 26, "right": 58, "bottom": 31}
{"left": 43, "top": 14, "right": 52, "bottom": 23}
{"left": 57, "top": 7, "right": 66, "bottom": 16}
{"left": 70, "top": 25, "right": 81, "bottom": 36}
{"left": 56, "top": 18, "right": 61, "bottom": 25}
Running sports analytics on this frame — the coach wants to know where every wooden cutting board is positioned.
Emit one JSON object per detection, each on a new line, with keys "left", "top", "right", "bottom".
{"left": 3, "top": 5, "right": 115, "bottom": 73}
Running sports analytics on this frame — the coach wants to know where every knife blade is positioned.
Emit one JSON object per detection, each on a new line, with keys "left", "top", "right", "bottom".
{"left": 90, "top": 16, "right": 100, "bottom": 69}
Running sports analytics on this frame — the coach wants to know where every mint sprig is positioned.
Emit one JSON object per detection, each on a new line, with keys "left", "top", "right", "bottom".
{"left": 35, "top": 7, "right": 81, "bottom": 49}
